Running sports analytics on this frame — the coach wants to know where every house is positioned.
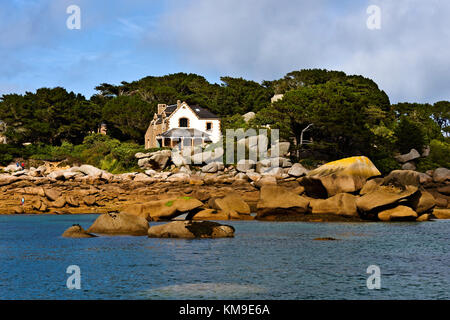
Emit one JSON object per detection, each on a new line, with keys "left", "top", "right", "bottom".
{"left": 145, "top": 100, "right": 221, "bottom": 149}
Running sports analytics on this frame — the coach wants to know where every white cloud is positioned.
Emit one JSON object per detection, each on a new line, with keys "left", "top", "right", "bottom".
{"left": 152, "top": 0, "right": 450, "bottom": 103}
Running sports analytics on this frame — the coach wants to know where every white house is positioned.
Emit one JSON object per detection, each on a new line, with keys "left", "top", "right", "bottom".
{"left": 145, "top": 100, "right": 221, "bottom": 149}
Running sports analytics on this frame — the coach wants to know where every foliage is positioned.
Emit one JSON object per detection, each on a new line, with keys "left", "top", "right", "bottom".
{"left": 0, "top": 87, "right": 101, "bottom": 145}
{"left": 0, "top": 134, "right": 146, "bottom": 173}
{"left": 416, "top": 139, "right": 450, "bottom": 171}
{"left": 256, "top": 74, "right": 392, "bottom": 160}
{"left": 393, "top": 116, "right": 426, "bottom": 154}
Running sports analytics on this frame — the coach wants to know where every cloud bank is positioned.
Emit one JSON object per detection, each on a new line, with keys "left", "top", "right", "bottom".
{"left": 0, "top": 0, "right": 449, "bottom": 104}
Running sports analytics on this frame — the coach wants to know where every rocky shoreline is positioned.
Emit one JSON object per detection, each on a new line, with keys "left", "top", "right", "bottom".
{"left": 0, "top": 155, "right": 449, "bottom": 224}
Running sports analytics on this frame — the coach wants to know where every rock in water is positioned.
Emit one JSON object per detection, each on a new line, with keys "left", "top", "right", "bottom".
{"left": 409, "top": 190, "right": 436, "bottom": 214}
{"left": 62, "top": 224, "right": 97, "bottom": 238}
{"left": 87, "top": 212, "right": 149, "bottom": 236}
{"left": 377, "top": 205, "right": 418, "bottom": 221}
{"left": 256, "top": 185, "right": 309, "bottom": 219}
{"left": 432, "top": 208, "right": 450, "bottom": 219}
{"left": 148, "top": 221, "right": 235, "bottom": 239}
{"left": 356, "top": 185, "right": 418, "bottom": 213}
{"left": 124, "top": 197, "right": 204, "bottom": 221}
{"left": 301, "top": 156, "right": 381, "bottom": 197}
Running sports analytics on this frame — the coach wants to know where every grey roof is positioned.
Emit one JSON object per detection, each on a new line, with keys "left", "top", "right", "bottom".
{"left": 158, "top": 128, "right": 212, "bottom": 141}
{"left": 189, "top": 105, "right": 219, "bottom": 119}
{"left": 155, "top": 104, "right": 218, "bottom": 124}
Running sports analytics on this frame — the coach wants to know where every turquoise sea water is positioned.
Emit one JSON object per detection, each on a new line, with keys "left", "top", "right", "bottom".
{"left": 0, "top": 214, "right": 448, "bottom": 300}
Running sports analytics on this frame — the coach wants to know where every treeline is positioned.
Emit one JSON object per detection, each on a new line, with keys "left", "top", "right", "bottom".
{"left": 0, "top": 69, "right": 449, "bottom": 172}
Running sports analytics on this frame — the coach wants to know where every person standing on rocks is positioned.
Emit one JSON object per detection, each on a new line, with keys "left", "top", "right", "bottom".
{"left": 21, "top": 197, "right": 25, "bottom": 206}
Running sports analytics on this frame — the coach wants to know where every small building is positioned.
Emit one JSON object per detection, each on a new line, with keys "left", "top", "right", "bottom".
{"left": 145, "top": 100, "right": 221, "bottom": 149}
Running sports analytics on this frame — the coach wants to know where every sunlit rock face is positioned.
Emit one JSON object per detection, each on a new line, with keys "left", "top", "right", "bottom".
{"left": 300, "top": 156, "right": 381, "bottom": 198}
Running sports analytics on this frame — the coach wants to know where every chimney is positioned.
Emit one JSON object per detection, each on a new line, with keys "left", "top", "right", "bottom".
{"left": 177, "top": 100, "right": 181, "bottom": 107}
{"left": 157, "top": 104, "right": 167, "bottom": 114}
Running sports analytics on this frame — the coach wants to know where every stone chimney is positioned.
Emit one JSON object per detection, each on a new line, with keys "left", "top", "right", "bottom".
{"left": 177, "top": 100, "right": 181, "bottom": 107}
{"left": 157, "top": 104, "right": 167, "bottom": 114}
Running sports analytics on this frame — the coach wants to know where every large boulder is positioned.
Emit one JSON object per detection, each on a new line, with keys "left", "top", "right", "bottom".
{"left": 409, "top": 190, "right": 436, "bottom": 214}
{"left": 148, "top": 221, "right": 235, "bottom": 239}
{"left": 310, "top": 193, "right": 359, "bottom": 217}
{"left": 382, "top": 170, "right": 420, "bottom": 187}
{"left": 433, "top": 168, "right": 450, "bottom": 183}
{"left": 394, "top": 149, "right": 421, "bottom": 163}
{"left": 360, "top": 178, "right": 383, "bottom": 195}
{"left": 401, "top": 162, "right": 416, "bottom": 171}
{"left": 288, "top": 163, "right": 309, "bottom": 177}
{"left": 254, "top": 175, "right": 277, "bottom": 188}
{"left": 432, "top": 208, "right": 450, "bottom": 219}
{"left": 171, "top": 152, "right": 188, "bottom": 167}
{"left": 242, "top": 112, "right": 256, "bottom": 123}
{"left": 87, "top": 212, "right": 149, "bottom": 236}
{"left": 268, "top": 142, "right": 290, "bottom": 157}
{"left": 191, "top": 209, "right": 230, "bottom": 221}
{"left": 78, "top": 164, "right": 104, "bottom": 177}
{"left": 201, "top": 162, "right": 224, "bottom": 173}
{"left": 356, "top": 185, "right": 418, "bottom": 213}
{"left": 124, "top": 197, "right": 204, "bottom": 221}
{"left": 207, "top": 193, "right": 251, "bottom": 219}
{"left": 378, "top": 205, "right": 418, "bottom": 221}
{"left": 62, "top": 224, "right": 97, "bottom": 238}
{"left": 138, "top": 150, "right": 171, "bottom": 170}
{"left": 301, "top": 156, "right": 381, "bottom": 197}
{"left": 236, "top": 159, "right": 256, "bottom": 173}
{"left": 256, "top": 185, "right": 309, "bottom": 219}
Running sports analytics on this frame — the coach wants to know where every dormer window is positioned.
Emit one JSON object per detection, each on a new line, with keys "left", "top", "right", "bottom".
{"left": 179, "top": 117, "right": 189, "bottom": 127}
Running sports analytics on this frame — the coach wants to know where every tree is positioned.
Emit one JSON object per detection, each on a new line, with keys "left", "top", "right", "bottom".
{"left": 255, "top": 73, "right": 392, "bottom": 159}
{"left": 394, "top": 116, "right": 426, "bottom": 154}
{"left": 0, "top": 87, "right": 100, "bottom": 145}
{"left": 432, "top": 101, "right": 450, "bottom": 137}
{"left": 101, "top": 95, "right": 154, "bottom": 143}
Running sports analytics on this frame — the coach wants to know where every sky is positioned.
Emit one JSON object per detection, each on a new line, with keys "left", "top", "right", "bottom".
{"left": 0, "top": 0, "right": 449, "bottom": 104}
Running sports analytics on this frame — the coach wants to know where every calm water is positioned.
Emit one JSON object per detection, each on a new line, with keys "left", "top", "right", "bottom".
{"left": 0, "top": 214, "right": 448, "bottom": 300}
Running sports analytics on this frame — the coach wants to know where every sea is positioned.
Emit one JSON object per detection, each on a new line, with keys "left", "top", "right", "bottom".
{"left": 0, "top": 214, "right": 448, "bottom": 300}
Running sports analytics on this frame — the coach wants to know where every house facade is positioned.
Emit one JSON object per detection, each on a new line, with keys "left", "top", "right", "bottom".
{"left": 145, "top": 100, "right": 221, "bottom": 149}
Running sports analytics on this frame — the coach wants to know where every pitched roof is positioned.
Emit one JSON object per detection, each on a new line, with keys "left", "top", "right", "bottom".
{"left": 189, "top": 105, "right": 220, "bottom": 119}
{"left": 154, "top": 103, "right": 219, "bottom": 124}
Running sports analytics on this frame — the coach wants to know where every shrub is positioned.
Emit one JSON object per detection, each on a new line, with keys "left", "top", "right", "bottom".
{"left": 416, "top": 139, "right": 450, "bottom": 171}
{"left": 373, "top": 157, "right": 400, "bottom": 174}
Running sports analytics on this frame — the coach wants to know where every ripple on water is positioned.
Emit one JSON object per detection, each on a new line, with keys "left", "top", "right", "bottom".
{"left": 139, "top": 283, "right": 267, "bottom": 299}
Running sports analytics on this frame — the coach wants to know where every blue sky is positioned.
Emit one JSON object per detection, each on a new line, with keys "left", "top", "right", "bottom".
{"left": 1, "top": 0, "right": 449, "bottom": 103}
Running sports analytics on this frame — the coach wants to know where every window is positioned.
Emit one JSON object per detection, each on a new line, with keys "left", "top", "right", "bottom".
{"left": 206, "top": 122, "right": 212, "bottom": 131}
{"left": 179, "top": 118, "right": 189, "bottom": 127}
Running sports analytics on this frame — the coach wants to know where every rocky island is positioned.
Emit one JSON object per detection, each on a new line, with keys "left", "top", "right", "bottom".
{"left": 1, "top": 148, "right": 449, "bottom": 236}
